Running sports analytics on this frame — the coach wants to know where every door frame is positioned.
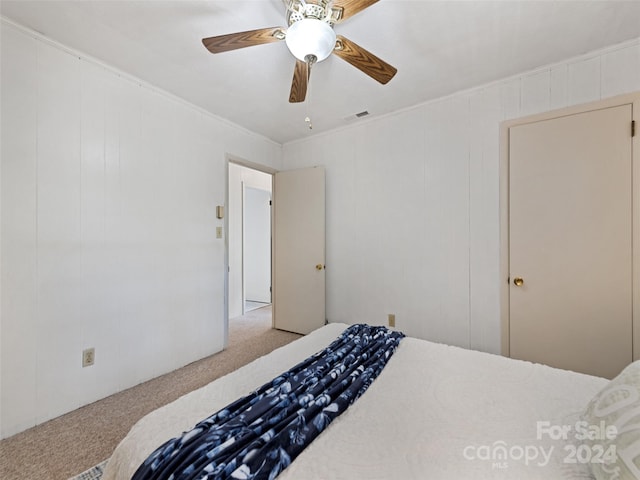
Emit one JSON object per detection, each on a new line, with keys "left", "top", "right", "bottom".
{"left": 499, "top": 92, "right": 640, "bottom": 359}
{"left": 224, "top": 154, "right": 277, "bottom": 348}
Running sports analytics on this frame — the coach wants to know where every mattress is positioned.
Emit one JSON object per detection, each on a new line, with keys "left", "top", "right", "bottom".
{"left": 102, "top": 323, "right": 608, "bottom": 479}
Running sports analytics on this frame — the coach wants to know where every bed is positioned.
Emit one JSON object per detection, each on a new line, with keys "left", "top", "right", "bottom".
{"left": 102, "top": 323, "right": 639, "bottom": 480}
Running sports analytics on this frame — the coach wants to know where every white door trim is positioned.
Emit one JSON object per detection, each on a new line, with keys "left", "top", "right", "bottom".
{"left": 499, "top": 92, "right": 640, "bottom": 360}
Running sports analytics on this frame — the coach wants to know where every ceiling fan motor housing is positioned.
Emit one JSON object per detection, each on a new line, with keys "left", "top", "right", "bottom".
{"left": 286, "top": 0, "right": 343, "bottom": 26}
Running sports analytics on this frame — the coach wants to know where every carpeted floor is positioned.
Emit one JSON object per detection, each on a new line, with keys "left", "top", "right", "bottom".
{"left": 0, "top": 306, "right": 302, "bottom": 480}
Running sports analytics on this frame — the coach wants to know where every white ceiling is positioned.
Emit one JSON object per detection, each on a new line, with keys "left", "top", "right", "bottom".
{"left": 2, "top": 0, "right": 640, "bottom": 144}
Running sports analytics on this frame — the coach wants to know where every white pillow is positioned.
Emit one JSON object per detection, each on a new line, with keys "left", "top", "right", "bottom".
{"left": 582, "top": 360, "right": 640, "bottom": 480}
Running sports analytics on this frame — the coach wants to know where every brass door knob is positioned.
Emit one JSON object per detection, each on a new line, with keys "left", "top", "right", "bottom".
{"left": 513, "top": 277, "right": 524, "bottom": 287}
{"left": 316, "top": 264, "right": 324, "bottom": 271}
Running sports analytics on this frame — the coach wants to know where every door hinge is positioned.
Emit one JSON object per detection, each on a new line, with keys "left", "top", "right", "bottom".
{"left": 269, "top": 200, "right": 272, "bottom": 206}
{"left": 632, "top": 120, "right": 636, "bottom": 137}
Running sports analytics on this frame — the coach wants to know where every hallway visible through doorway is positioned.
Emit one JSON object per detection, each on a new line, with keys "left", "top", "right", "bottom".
{"left": 227, "top": 162, "right": 273, "bottom": 320}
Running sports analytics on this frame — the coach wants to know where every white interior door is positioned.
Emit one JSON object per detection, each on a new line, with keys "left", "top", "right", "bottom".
{"left": 509, "top": 104, "right": 633, "bottom": 379}
{"left": 244, "top": 186, "right": 272, "bottom": 304}
{"left": 273, "top": 166, "right": 325, "bottom": 334}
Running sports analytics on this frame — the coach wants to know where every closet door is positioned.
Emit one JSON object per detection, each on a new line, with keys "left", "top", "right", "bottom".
{"left": 509, "top": 104, "right": 633, "bottom": 379}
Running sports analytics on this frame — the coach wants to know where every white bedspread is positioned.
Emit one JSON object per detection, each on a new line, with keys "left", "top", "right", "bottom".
{"left": 102, "top": 323, "right": 607, "bottom": 479}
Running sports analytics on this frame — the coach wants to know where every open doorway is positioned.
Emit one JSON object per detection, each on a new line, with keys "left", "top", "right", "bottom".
{"left": 228, "top": 162, "right": 273, "bottom": 320}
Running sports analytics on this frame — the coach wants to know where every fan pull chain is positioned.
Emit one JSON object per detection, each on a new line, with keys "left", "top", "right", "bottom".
{"left": 304, "top": 55, "right": 316, "bottom": 130}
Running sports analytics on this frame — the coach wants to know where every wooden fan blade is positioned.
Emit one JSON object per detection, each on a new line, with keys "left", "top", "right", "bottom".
{"left": 334, "top": 0, "right": 379, "bottom": 22}
{"left": 289, "top": 60, "right": 310, "bottom": 103}
{"left": 333, "top": 35, "right": 397, "bottom": 84}
{"left": 202, "top": 27, "right": 285, "bottom": 54}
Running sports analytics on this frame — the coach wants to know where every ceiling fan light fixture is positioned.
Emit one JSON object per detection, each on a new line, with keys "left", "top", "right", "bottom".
{"left": 285, "top": 18, "right": 336, "bottom": 63}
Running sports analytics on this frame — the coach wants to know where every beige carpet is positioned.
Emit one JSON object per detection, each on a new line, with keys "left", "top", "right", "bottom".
{"left": 0, "top": 306, "right": 301, "bottom": 480}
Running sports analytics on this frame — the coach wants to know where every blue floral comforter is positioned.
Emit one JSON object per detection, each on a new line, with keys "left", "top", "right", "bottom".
{"left": 132, "top": 324, "right": 404, "bottom": 480}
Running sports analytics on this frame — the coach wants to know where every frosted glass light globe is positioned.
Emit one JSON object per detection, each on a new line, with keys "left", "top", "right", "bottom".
{"left": 285, "top": 18, "right": 336, "bottom": 63}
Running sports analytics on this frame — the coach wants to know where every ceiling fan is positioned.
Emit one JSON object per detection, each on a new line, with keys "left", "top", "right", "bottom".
{"left": 201, "top": 0, "right": 397, "bottom": 103}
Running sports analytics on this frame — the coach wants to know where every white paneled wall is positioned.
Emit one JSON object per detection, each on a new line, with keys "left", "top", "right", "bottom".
{"left": 0, "top": 22, "right": 281, "bottom": 438}
{"left": 283, "top": 38, "right": 640, "bottom": 353}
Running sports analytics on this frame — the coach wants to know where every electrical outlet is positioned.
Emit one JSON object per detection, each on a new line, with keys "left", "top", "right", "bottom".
{"left": 388, "top": 314, "right": 396, "bottom": 328}
{"left": 82, "top": 348, "right": 95, "bottom": 367}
